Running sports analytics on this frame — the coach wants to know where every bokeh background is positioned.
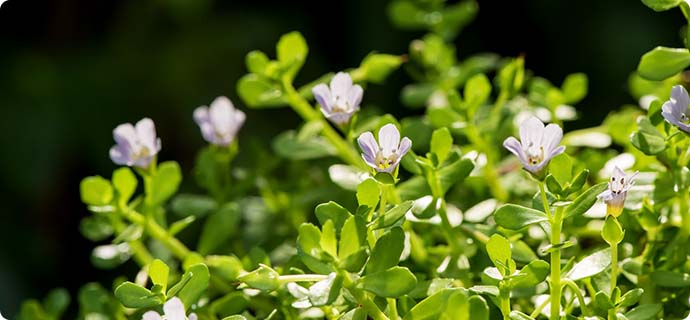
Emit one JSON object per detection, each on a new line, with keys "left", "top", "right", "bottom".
{"left": 0, "top": 0, "right": 683, "bottom": 316}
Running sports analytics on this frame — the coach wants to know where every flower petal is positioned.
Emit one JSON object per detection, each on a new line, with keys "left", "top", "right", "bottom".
{"left": 142, "top": 311, "right": 163, "bottom": 320}
{"left": 330, "top": 72, "right": 353, "bottom": 99}
{"left": 378, "top": 124, "right": 401, "bottom": 155}
{"left": 163, "top": 297, "right": 187, "bottom": 320}
{"left": 546, "top": 145, "right": 566, "bottom": 160}
{"left": 135, "top": 118, "right": 158, "bottom": 153}
{"left": 398, "top": 137, "right": 412, "bottom": 158}
{"left": 110, "top": 145, "right": 131, "bottom": 166}
{"left": 541, "top": 124, "right": 563, "bottom": 154}
{"left": 113, "top": 123, "right": 137, "bottom": 150}
{"left": 597, "top": 189, "right": 613, "bottom": 201}
{"left": 671, "top": 85, "right": 690, "bottom": 115}
{"left": 287, "top": 282, "right": 310, "bottom": 299}
{"left": 502, "top": 137, "right": 526, "bottom": 165}
{"left": 357, "top": 131, "right": 379, "bottom": 163}
{"left": 518, "top": 116, "right": 545, "bottom": 147}
{"left": 312, "top": 83, "right": 333, "bottom": 113}
{"left": 347, "top": 84, "right": 363, "bottom": 110}
{"left": 210, "top": 96, "right": 234, "bottom": 134}
{"left": 291, "top": 298, "right": 312, "bottom": 309}
{"left": 193, "top": 106, "right": 210, "bottom": 127}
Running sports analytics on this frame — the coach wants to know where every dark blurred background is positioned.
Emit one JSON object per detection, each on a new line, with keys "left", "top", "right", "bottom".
{"left": 0, "top": 0, "right": 683, "bottom": 316}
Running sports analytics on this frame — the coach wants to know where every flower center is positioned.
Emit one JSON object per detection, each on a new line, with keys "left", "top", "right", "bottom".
{"left": 375, "top": 151, "right": 398, "bottom": 170}
{"left": 132, "top": 144, "right": 151, "bottom": 162}
{"left": 525, "top": 143, "right": 544, "bottom": 167}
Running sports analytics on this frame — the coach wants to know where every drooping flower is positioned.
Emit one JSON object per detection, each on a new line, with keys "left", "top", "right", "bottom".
{"left": 193, "top": 96, "right": 246, "bottom": 146}
{"left": 357, "top": 124, "right": 412, "bottom": 173}
{"left": 503, "top": 116, "right": 565, "bottom": 177}
{"left": 312, "top": 72, "right": 363, "bottom": 126}
{"left": 142, "top": 297, "right": 197, "bottom": 320}
{"left": 661, "top": 85, "right": 690, "bottom": 133}
{"left": 597, "top": 166, "right": 638, "bottom": 217}
{"left": 287, "top": 273, "right": 337, "bottom": 309}
{"left": 110, "top": 118, "right": 161, "bottom": 169}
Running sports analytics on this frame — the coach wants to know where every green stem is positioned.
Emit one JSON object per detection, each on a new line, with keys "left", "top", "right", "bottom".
{"left": 438, "top": 199, "right": 460, "bottom": 254}
{"left": 278, "top": 274, "right": 329, "bottom": 284}
{"left": 281, "top": 77, "right": 365, "bottom": 170}
{"left": 465, "top": 125, "right": 507, "bottom": 201}
{"left": 530, "top": 297, "right": 549, "bottom": 318}
{"left": 499, "top": 290, "right": 511, "bottom": 320}
{"left": 539, "top": 182, "right": 551, "bottom": 216}
{"left": 110, "top": 204, "right": 153, "bottom": 267}
{"left": 342, "top": 274, "right": 389, "bottom": 320}
{"left": 120, "top": 208, "right": 191, "bottom": 260}
{"left": 550, "top": 206, "right": 564, "bottom": 320}
{"left": 387, "top": 298, "right": 398, "bottom": 320}
{"left": 610, "top": 241, "right": 618, "bottom": 297}
{"left": 561, "top": 279, "right": 589, "bottom": 316}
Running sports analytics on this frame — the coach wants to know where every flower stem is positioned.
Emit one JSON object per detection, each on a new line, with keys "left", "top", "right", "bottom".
{"left": 539, "top": 182, "right": 550, "bottom": 216}
{"left": 550, "top": 206, "right": 564, "bottom": 320}
{"left": 610, "top": 241, "right": 618, "bottom": 296}
{"left": 281, "top": 77, "right": 365, "bottom": 170}
{"left": 278, "top": 274, "right": 329, "bottom": 283}
{"left": 120, "top": 208, "right": 191, "bottom": 260}
{"left": 499, "top": 290, "right": 511, "bottom": 320}
{"left": 387, "top": 298, "right": 398, "bottom": 320}
{"left": 561, "top": 279, "right": 589, "bottom": 316}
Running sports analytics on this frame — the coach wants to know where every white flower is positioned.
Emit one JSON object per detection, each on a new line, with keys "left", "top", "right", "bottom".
{"left": 0, "top": 311, "right": 6, "bottom": 320}
{"left": 110, "top": 118, "right": 162, "bottom": 169}
{"left": 142, "top": 297, "right": 197, "bottom": 320}
{"left": 597, "top": 166, "right": 638, "bottom": 217}
{"left": 662, "top": 85, "right": 690, "bottom": 133}
{"left": 193, "top": 96, "right": 246, "bottom": 146}
{"left": 312, "top": 72, "right": 363, "bottom": 126}
{"left": 503, "top": 116, "right": 565, "bottom": 175}
{"left": 287, "top": 273, "right": 337, "bottom": 309}
{"left": 357, "top": 124, "right": 412, "bottom": 173}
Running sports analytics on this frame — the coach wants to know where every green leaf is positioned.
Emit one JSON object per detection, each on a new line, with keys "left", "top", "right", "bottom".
{"left": 169, "top": 216, "right": 196, "bottom": 236}
{"left": 207, "top": 255, "right": 245, "bottom": 282}
{"left": 237, "top": 73, "right": 286, "bottom": 108}
{"left": 618, "top": 288, "right": 644, "bottom": 308}
{"left": 80, "top": 176, "right": 113, "bottom": 206}
{"left": 237, "top": 264, "right": 281, "bottom": 291}
{"left": 494, "top": 204, "right": 549, "bottom": 230}
{"left": 467, "top": 295, "right": 489, "bottom": 320}
{"left": 43, "top": 288, "right": 70, "bottom": 318}
{"left": 545, "top": 175, "right": 563, "bottom": 195}
{"left": 79, "top": 216, "right": 113, "bottom": 241}
{"left": 114, "top": 282, "right": 161, "bottom": 308}
{"left": 370, "top": 201, "right": 413, "bottom": 229}
{"left": 509, "top": 311, "right": 535, "bottom": 320}
{"left": 437, "top": 157, "right": 474, "bottom": 194}
{"left": 401, "top": 84, "right": 436, "bottom": 108}
{"left": 510, "top": 260, "right": 549, "bottom": 289}
{"left": 150, "top": 161, "right": 182, "bottom": 205}
{"left": 631, "top": 116, "right": 666, "bottom": 155}
{"left": 430, "top": 127, "right": 453, "bottom": 165}
{"left": 211, "top": 292, "right": 250, "bottom": 317}
{"left": 564, "top": 182, "right": 608, "bottom": 219}
{"left": 112, "top": 167, "right": 137, "bottom": 204}
{"left": 171, "top": 194, "right": 217, "bottom": 218}
{"left": 561, "top": 73, "right": 588, "bottom": 104}
{"left": 339, "top": 216, "right": 367, "bottom": 260}
{"left": 276, "top": 31, "right": 308, "bottom": 79}
{"left": 403, "top": 288, "right": 466, "bottom": 320}
{"left": 356, "top": 266, "right": 417, "bottom": 297}
{"left": 273, "top": 130, "right": 337, "bottom": 160}
{"left": 171, "top": 264, "right": 211, "bottom": 306}
{"left": 298, "top": 223, "right": 323, "bottom": 258}
{"left": 198, "top": 203, "right": 241, "bottom": 254}
{"left": 315, "top": 201, "right": 353, "bottom": 232}
{"left": 641, "top": 0, "right": 682, "bottom": 11}
{"left": 638, "top": 46, "right": 690, "bottom": 81}
{"left": 356, "top": 179, "right": 380, "bottom": 209}
{"left": 549, "top": 153, "right": 572, "bottom": 186}
{"left": 340, "top": 307, "right": 367, "bottom": 320}
{"left": 320, "top": 220, "right": 338, "bottom": 258}
{"left": 18, "top": 300, "right": 49, "bottom": 320}
{"left": 486, "top": 234, "right": 512, "bottom": 274}
{"left": 650, "top": 270, "right": 690, "bottom": 287}
{"left": 624, "top": 304, "right": 662, "bottom": 320}
{"left": 149, "top": 259, "right": 170, "bottom": 293}
{"left": 112, "top": 224, "right": 143, "bottom": 244}
{"left": 358, "top": 53, "right": 403, "bottom": 84}
{"left": 602, "top": 216, "right": 624, "bottom": 245}
{"left": 464, "top": 73, "right": 491, "bottom": 116}
{"left": 366, "top": 227, "right": 405, "bottom": 274}
{"left": 246, "top": 50, "right": 270, "bottom": 75}
{"left": 566, "top": 248, "right": 611, "bottom": 281}
{"left": 440, "top": 292, "right": 469, "bottom": 320}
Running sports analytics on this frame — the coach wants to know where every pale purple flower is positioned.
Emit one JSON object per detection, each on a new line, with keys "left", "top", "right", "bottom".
{"left": 0, "top": 311, "right": 5, "bottom": 320}
{"left": 110, "top": 118, "right": 161, "bottom": 169}
{"left": 358, "top": 124, "right": 412, "bottom": 173}
{"left": 312, "top": 72, "right": 363, "bottom": 126}
{"left": 193, "top": 96, "right": 246, "bottom": 146}
{"left": 597, "top": 166, "right": 638, "bottom": 217}
{"left": 287, "top": 273, "right": 337, "bottom": 309}
{"left": 142, "top": 297, "right": 197, "bottom": 320}
{"left": 662, "top": 85, "right": 690, "bottom": 133}
{"left": 503, "top": 116, "right": 565, "bottom": 175}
